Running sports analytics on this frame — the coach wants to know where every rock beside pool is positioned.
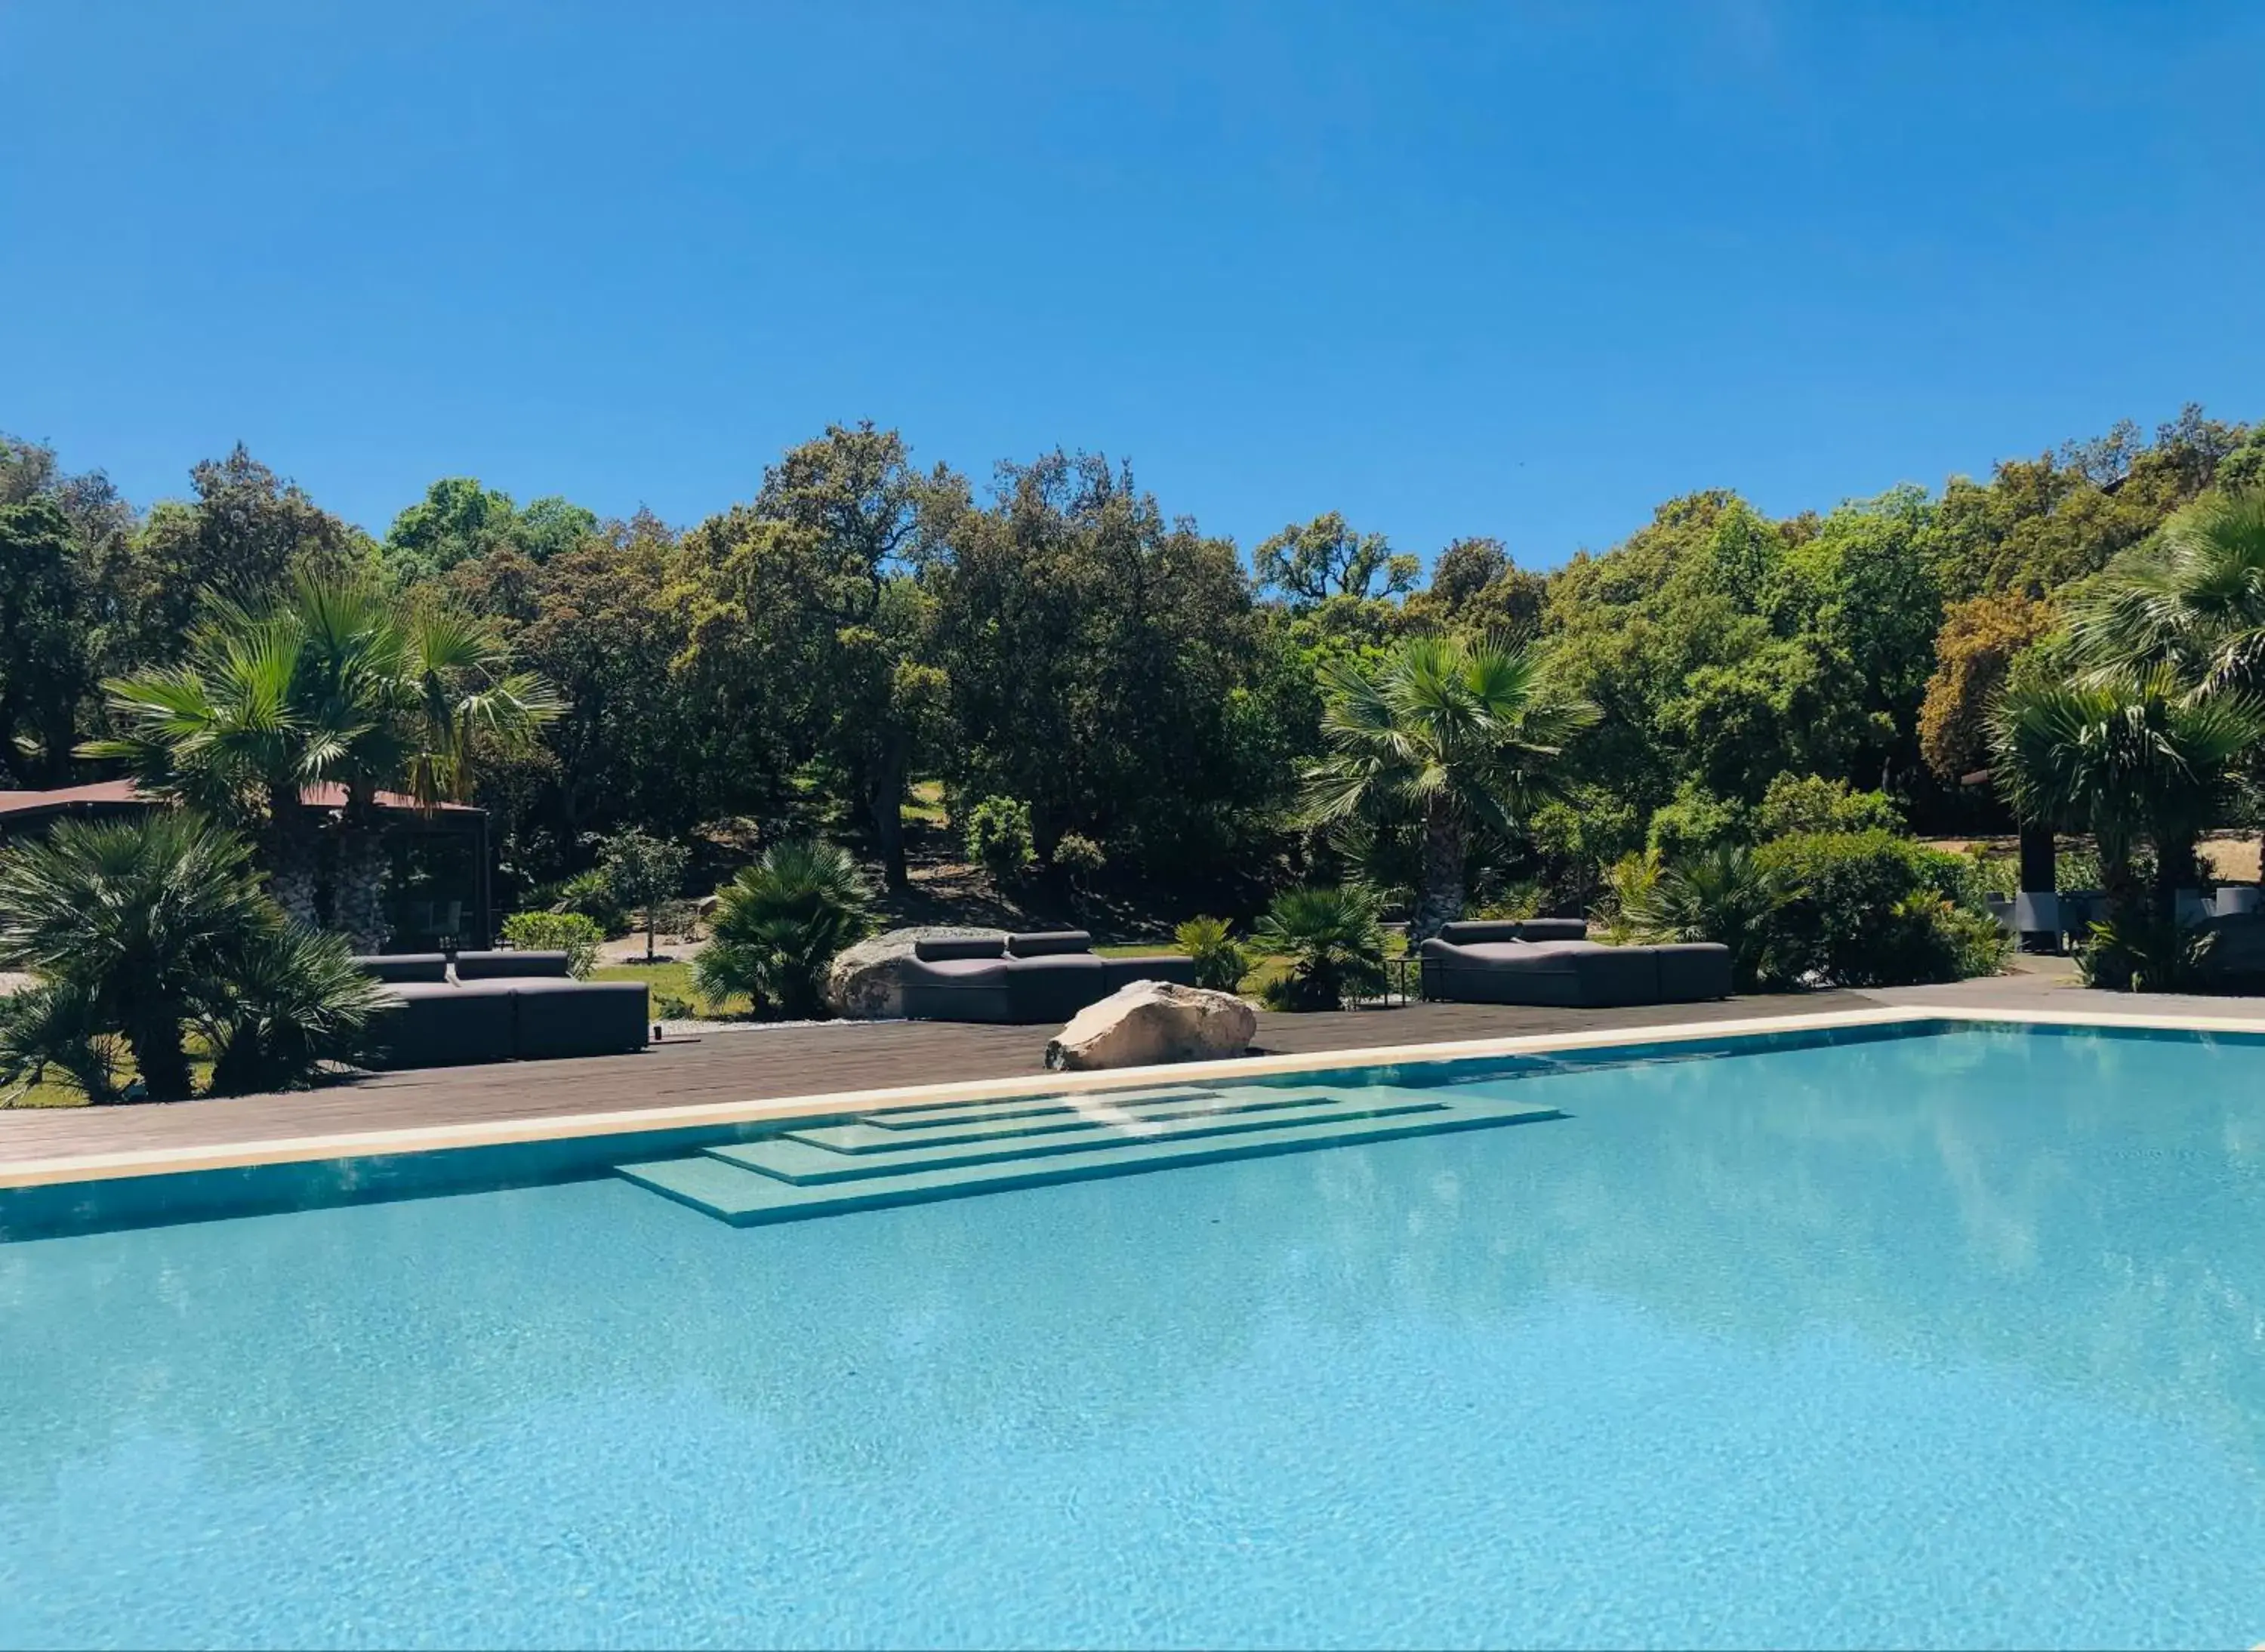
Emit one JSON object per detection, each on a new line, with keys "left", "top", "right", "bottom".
{"left": 824, "top": 926, "right": 1004, "bottom": 1019}
{"left": 1045, "top": 981, "right": 1256, "bottom": 1071}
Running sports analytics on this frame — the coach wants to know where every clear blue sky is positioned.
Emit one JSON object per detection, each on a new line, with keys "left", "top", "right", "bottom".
{"left": 5, "top": 2, "right": 2260, "bottom": 567}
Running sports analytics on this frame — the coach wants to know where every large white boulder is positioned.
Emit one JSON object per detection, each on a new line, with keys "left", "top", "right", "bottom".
{"left": 1044, "top": 980, "right": 1256, "bottom": 1071}
{"left": 824, "top": 926, "right": 1003, "bottom": 1019}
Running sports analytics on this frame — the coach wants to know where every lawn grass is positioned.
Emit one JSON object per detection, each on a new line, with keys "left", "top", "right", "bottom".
{"left": 592, "top": 959, "right": 750, "bottom": 1020}
{"left": 2, "top": 1075, "right": 94, "bottom": 1108}
{"left": 2, "top": 1049, "right": 219, "bottom": 1109}
{"left": 901, "top": 778, "right": 948, "bottom": 827}
{"left": 592, "top": 959, "right": 749, "bottom": 1020}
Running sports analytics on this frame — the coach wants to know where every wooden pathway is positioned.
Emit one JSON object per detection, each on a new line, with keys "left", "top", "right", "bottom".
{"left": 0, "top": 991, "right": 1891, "bottom": 1168}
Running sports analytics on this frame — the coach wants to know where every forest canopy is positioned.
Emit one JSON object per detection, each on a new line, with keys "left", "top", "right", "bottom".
{"left": 2, "top": 405, "right": 2257, "bottom": 915}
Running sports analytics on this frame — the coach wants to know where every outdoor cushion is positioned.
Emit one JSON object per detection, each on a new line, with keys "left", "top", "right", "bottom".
{"left": 1003, "top": 953, "right": 1108, "bottom": 1022}
{"left": 1100, "top": 955, "right": 1200, "bottom": 992}
{"left": 1652, "top": 943, "right": 1733, "bottom": 1002}
{"left": 1434, "top": 919, "right": 1589, "bottom": 945}
{"left": 902, "top": 946, "right": 1200, "bottom": 1024}
{"left": 357, "top": 953, "right": 448, "bottom": 984}
{"left": 914, "top": 936, "right": 1008, "bottom": 962}
{"left": 355, "top": 951, "right": 577, "bottom": 983}
{"left": 1419, "top": 935, "right": 1732, "bottom": 1009}
{"left": 455, "top": 949, "right": 573, "bottom": 979}
{"left": 363, "top": 966, "right": 651, "bottom": 1069}
{"left": 900, "top": 956, "right": 1018, "bottom": 1023}
{"left": 1434, "top": 920, "right": 1528, "bottom": 945}
{"left": 509, "top": 979, "right": 651, "bottom": 1059}
{"left": 1510, "top": 918, "right": 1589, "bottom": 943}
{"left": 908, "top": 956, "right": 1012, "bottom": 980}
{"left": 1006, "top": 930, "right": 1094, "bottom": 957}
{"left": 370, "top": 982, "right": 520, "bottom": 1066}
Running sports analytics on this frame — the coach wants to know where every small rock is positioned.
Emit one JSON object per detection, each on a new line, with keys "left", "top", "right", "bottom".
{"left": 824, "top": 926, "right": 1005, "bottom": 1020}
{"left": 1044, "top": 980, "right": 1256, "bottom": 1071}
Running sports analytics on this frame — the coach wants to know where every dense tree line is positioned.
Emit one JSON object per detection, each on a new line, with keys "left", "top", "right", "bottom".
{"left": 3, "top": 405, "right": 2259, "bottom": 924}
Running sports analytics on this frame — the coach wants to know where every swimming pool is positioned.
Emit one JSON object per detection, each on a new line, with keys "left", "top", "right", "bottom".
{"left": 5, "top": 1019, "right": 2263, "bottom": 1647}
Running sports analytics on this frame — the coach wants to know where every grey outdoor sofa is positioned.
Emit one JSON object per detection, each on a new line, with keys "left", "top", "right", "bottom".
{"left": 900, "top": 930, "right": 1198, "bottom": 1024}
{"left": 359, "top": 951, "right": 650, "bottom": 1069}
{"left": 1419, "top": 920, "right": 1733, "bottom": 1009}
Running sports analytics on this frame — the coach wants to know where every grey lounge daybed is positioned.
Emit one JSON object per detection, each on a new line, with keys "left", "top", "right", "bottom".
{"left": 359, "top": 951, "right": 650, "bottom": 1068}
{"left": 1419, "top": 920, "right": 1732, "bottom": 1009}
{"left": 900, "top": 930, "right": 1198, "bottom": 1024}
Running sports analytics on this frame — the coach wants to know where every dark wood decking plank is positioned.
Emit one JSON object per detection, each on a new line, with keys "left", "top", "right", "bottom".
{"left": 0, "top": 991, "right": 1882, "bottom": 1167}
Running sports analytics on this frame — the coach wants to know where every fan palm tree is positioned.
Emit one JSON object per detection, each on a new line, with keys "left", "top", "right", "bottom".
{"left": 0, "top": 813, "right": 389, "bottom": 1102}
{"left": 272, "top": 579, "right": 563, "bottom": 948}
{"left": 79, "top": 609, "right": 325, "bottom": 923}
{"left": 695, "top": 840, "right": 876, "bottom": 1020}
{"left": 1254, "top": 883, "right": 1388, "bottom": 1011}
{"left": 2069, "top": 490, "right": 2265, "bottom": 695}
{"left": 1304, "top": 636, "right": 1598, "bottom": 938}
{"left": 0, "top": 813, "right": 269, "bottom": 1101}
{"left": 87, "top": 575, "right": 562, "bottom": 948}
{"left": 0, "top": 979, "right": 125, "bottom": 1105}
{"left": 1989, "top": 664, "right": 2265, "bottom": 926}
{"left": 199, "top": 922, "right": 389, "bottom": 1097}
{"left": 1619, "top": 844, "right": 1798, "bottom": 992}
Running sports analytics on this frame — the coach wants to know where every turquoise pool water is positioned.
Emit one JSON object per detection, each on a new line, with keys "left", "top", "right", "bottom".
{"left": 5, "top": 1024, "right": 2265, "bottom": 1648}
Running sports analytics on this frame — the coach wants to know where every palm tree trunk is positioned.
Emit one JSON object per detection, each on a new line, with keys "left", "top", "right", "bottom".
{"left": 1413, "top": 802, "right": 1466, "bottom": 940}
{"left": 2155, "top": 831, "right": 2196, "bottom": 928}
{"left": 2101, "top": 850, "right": 2145, "bottom": 932}
{"left": 125, "top": 1003, "right": 194, "bottom": 1102}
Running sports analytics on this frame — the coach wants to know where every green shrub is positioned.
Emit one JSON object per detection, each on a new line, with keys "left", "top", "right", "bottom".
{"left": 1645, "top": 781, "right": 1744, "bottom": 861}
{"left": 2075, "top": 913, "right": 2215, "bottom": 992}
{"left": 501, "top": 911, "right": 605, "bottom": 978}
{"left": 965, "top": 796, "right": 1037, "bottom": 886}
{"left": 1589, "top": 852, "right": 1661, "bottom": 945}
{"left": 1468, "top": 880, "right": 1545, "bottom": 921}
{"left": 1052, "top": 832, "right": 1107, "bottom": 877}
{"left": 1751, "top": 830, "right": 2004, "bottom": 987}
{"left": 1256, "top": 885, "right": 1386, "bottom": 1011}
{"left": 1175, "top": 915, "right": 1253, "bottom": 992}
{"left": 2057, "top": 842, "right": 2162, "bottom": 895}
{"left": 653, "top": 992, "right": 697, "bottom": 1021}
{"left": 695, "top": 840, "right": 875, "bottom": 1020}
{"left": 546, "top": 868, "right": 630, "bottom": 936}
{"left": 1914, "top": 894, "right": 2014, "bottom": 982}
{"left": 1527, "top": 784, "right": 1644, "bottom": 909}
{"left": 1968, "top": 849, "right": 2019, "bottom": 900}
{"left": 1754, "top": 772, "right": 1905, "bottom": 839}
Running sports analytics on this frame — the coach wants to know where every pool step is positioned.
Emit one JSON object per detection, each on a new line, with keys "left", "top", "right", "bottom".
{"left": 770, "top": 1087, "right": 1381, "bottom": 1159}
{"left": 858, "top": 1085, "right": 1220, "bottom": 1130}
{"left": 615, "top": 1087, "right": 1563, "bottom": 1226}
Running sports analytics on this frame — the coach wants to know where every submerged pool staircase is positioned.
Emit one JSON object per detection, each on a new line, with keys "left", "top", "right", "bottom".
{"left": 614, "top": 1080, "right": 1564, "bottom": 1225}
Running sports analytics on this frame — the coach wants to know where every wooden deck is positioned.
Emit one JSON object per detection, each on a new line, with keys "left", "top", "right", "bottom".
{"left": 0, "top": 991, "right": 1888, "bottom": 1169}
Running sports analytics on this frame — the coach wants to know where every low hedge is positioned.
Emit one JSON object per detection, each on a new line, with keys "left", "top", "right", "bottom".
{"left": 499, "top": 911, "right": 605, "bottom": 978}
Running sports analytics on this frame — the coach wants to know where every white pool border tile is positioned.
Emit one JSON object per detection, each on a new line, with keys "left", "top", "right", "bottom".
{"left": 8, "top": 1001, "right": 2265, "bottom": 1191}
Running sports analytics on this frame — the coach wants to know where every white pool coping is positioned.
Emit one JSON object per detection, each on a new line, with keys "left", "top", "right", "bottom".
{"left": 7, "top": 1001, "right": 2265, "bottom": 1191}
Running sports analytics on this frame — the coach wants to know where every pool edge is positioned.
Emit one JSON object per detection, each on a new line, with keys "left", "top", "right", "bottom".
{"left": 9, "top": 1002, "right": 2265, "bottom": 1199}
